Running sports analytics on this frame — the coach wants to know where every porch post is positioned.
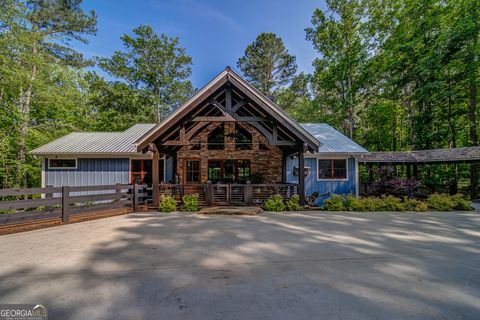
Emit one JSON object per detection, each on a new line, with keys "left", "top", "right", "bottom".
{"left": 298, "top": 145, "right": 305, "bottom": 206}
{"left": 152, "top": 151, "right": 160, "bottom": 207}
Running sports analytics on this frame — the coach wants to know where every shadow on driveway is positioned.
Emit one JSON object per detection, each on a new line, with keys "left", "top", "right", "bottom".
{"left": 0, "top": 211, "right": 479, "bottom": 319}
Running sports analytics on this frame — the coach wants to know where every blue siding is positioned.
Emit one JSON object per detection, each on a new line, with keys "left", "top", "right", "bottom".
{"left": 286, "top": 157, "right": 357, "bottom": 206}
{"left": 45, "top": 158, "right": 130, "bottom": 188}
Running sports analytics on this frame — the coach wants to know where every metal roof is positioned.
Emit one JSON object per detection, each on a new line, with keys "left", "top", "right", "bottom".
{"left": 359, "top": 147, "right": 480, "bottom": 163}
{"left": 300, "top": 123, "right": 369, "bottom": 154}
{"left": 31, "top": 122, "right": 368, "bottom": 156}
{"left": 30, "top": 124, "right": 156, "bottom": 155}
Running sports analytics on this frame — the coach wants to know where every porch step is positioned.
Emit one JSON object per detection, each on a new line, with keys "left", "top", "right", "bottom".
{"left": 198, "top": 206, "right": 263, "bottom": 216}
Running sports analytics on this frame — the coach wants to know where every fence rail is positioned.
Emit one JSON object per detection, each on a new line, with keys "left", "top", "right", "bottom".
{"left": 157, "top": 182, "right": 298, "bottom": 206}
{"left": 0, "top": 184, "right": 146, "bottom": 226}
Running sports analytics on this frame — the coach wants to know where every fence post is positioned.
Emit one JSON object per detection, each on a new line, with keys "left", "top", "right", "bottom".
{"left": 62, "top": 186, "right": 70, "bottom": 223}
{"left": 245, "top": 181, "right": 252, "bottom": 206}
{"left": 46, "top": 185, "right": 53, "bottom": 211}
{"left": 206, "top": 181, "right": 213, "bottom": 206}
{"left": 132, "top": 183, "right": 139, "bottom": 212}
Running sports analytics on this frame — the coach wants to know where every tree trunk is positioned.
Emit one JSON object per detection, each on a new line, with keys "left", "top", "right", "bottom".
{"left": 469, "top": 82, "right": 478, "bottom": 199}
{"left": 17, "top": 43, "right": 37, "bottom": 189}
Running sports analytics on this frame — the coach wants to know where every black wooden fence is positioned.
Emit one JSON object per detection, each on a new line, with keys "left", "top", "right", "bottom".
{"left": 0, "top": 184, "right": 146, "bottom": 225}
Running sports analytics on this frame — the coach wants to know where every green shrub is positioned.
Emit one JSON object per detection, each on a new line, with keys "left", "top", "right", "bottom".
{"left": 361, "top": 197, "right": 381, "bottom": 211}
{"left": 181, "top": 193, "right": 199, "bottom": 212}
{"left": 426, "top": 193, "right": 456, "bottom": 211}
{"left": 402, "top": 197, "right": 428, "bottom": 212}
{"left": 377, "top": 195, "right": 404, "bottom": 211}
{"left": 343, "top": 194, "right": 366, "bottom": 211}
{"left": 286, "top": 195, "right": 303, "bottom": 211}
{"left": 323, "top": 194, "right": 344, "bottom": 211}
{"left": 0, "top": 209, "right": 16, "bottom": 214}
{"left": 159, "top": 195, "right": 177, "bottom": 213}
{"left": 450, "top": 194, "right": 472, "bottom": 211}
{"left": 264, "top": 194, "right": 286, "bottom": 212}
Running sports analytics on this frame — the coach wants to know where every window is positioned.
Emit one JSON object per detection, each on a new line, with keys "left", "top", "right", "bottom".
{"left": 208, "top": 124, "right": 224, "bottom": 150}
{"left": 49, "top": 159, "right": 76, "bottom": 169}
{"left": 185, "top": 160, "right": 200, "bottom": 183}
{"left": 318, "top": 159, "right": 347, "bottom": 179}
{"left": 234, "top": 124, "right": 252, "bottom": 150}
{"left": 207, "top": 160, "right": 250, "bottom": 183}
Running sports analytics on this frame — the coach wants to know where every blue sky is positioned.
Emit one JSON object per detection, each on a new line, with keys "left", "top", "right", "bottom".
{"left": 77, "top": 0, "right": 324, "bottom": 89}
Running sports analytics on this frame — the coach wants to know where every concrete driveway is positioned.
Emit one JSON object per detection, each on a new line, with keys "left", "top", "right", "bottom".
{"left": 0, "top": 211, "right": 479, "bottom": 320}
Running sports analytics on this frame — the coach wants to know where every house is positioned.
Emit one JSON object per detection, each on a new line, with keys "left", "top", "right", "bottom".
{"left": 31, "top": 67, "right": 368, "bottom": 206}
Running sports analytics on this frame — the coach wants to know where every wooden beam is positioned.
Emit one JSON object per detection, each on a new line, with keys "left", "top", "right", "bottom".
{"left": 298, "top": 147, "right": 305, "bottom": 206}
{"left": 163, "top": 140, "right": 189, "bottom": 146}
{"left": 192, "top": 116, "right": 235, "bottom": 122}
{"left": 185, "top": 122, "right": 209, "bottom": 141}
{"left": 234, "top": 116, "right": 269, "bottom": 122}
{"left": 231, "top": 99, "right": 248, "bottom": 113}
{"left": 152, "top": 151, "right": 160, "bottom": 207}
{"left": 272, "top": 124, "right": 278, "bottom": 142}
{"left": 210, "top": 99, "right": 226, "bottom": 112}
{"left": 226, "top": 84, "right": 232, "bottom": 113}
{"left": 147, "top": 143, "right": 158, "bottom": 153}
{"left": 273, "top": 141, "right": 296, "bottom": 146}
{"left": 179, "top": 125, "right": 186, "bottom": 142}
{"left": 248, "top": 122, "right": 296, "bottom": 146}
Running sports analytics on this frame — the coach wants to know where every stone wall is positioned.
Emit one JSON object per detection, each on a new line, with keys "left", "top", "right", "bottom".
{"left": 176, "top": 122, "right": 283, "bottom": 184}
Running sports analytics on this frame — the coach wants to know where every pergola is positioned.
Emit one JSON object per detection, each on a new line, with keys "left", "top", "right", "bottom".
{"left": 358, "top": 146, "right": 480, "bottom": 198}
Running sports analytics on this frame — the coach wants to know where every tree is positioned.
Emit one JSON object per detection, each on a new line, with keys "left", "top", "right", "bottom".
{"left": 237, "top": 32, "right": 297, "bottom": 97}
{"left": 98, "top": 25, "right": 194, "bottom": 123}
{"left": 0, "top": 0, "right": 97, "bottom": 188}
{"left": 306, "top": 0, "right": 368, "bottom": 139}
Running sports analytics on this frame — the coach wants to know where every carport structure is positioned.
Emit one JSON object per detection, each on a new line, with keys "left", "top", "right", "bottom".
{"left": 359, "top": 146, "right": 480, "bottom": 198}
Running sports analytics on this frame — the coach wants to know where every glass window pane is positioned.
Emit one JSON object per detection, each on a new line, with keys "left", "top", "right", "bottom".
{"left": 50, "top": 159, "right": 76, "bottom": 168}
{"left": 186, "top": 160, "right": 200, "bottom": 183}
{"left": 318, "top": 160, "right": 332, "bottom": 179}
{"left": 333, "top": 160, "right": 347, "bottom": 178}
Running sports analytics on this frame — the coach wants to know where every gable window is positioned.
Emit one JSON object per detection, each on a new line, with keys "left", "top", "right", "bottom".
{"left": 208, "top": 124, "right": 224, "bottom": 150}
{"left": 234, "top": 124, "right": 252, "bottom": 150}
{"left": 318, "top": 159, "right": 347, "bottom": 180}
{"left": 49, "top": 159, "right": 77, "bottom": 169}
{"left": 185, "top": 160, "right": 200, "bottom": 183}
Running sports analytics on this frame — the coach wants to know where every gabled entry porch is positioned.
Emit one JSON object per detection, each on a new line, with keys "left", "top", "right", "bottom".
{"left": 136, "top": 67, "right": 320, "bottom": 206}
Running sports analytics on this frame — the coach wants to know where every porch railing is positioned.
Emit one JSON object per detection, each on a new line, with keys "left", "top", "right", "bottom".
{"left": 157, "top": 182, "right": 298, "bottom": 206}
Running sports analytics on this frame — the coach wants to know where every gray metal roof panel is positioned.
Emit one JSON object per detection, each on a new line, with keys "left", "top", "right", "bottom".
{"left": 300, "top": 123, "right": 368, "bottom": 154}
{"left": 30, "top": 124, "right": 157, "bottom": 155}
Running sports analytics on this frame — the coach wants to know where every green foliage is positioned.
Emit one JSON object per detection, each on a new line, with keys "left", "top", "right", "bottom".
{"left": 343, "top": 194, "right": 366, "bottom": 211}
{"left": 323, "top": 194, "right": 344, "bottom": 211}
{"left": 450, "top": 194, "right": 473, "bottom": 211}
{"left": 159, "top": 195, "right": 177, "bottom": 213}
{"left": 264, "top": 194, "right": 286, "bottom": 212}
{"left": 426, "top": 193, "right": 456, "bottom": 211}
{"left": 98, "top": 25, "right": 194, "bottom": 123}
{"left": 237, "top": 32, "right": 297, "bottom": 96}
{"left": 426, "top": 193, "right": 472, "bottom": 211}
{"left": 323, "top": 193, "right": 472, "bottom": 212}
{"left": 402, "top": 197, "right": 429, "bottom": 212}
{"left": 181, "top": 193, "right": 199, "bottom": 212}
{"left": 286, "top": 195, "right": 303, "bottom": 211}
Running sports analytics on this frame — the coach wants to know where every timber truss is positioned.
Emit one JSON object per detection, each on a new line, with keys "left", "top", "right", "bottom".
{"left": 136, "top": 67, "right": 319, "bottom": 155}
